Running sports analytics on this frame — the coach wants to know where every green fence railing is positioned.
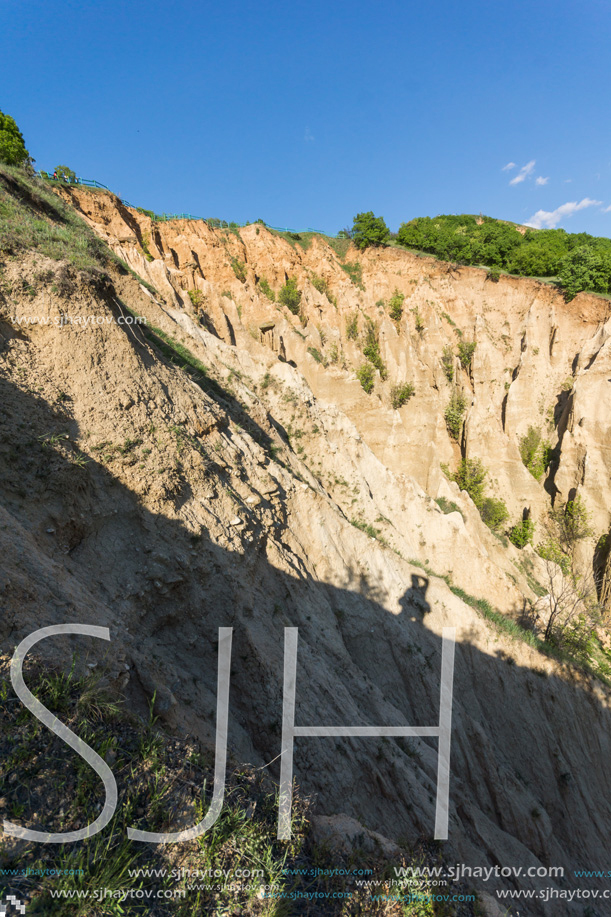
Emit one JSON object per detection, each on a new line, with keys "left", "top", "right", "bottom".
{"left": 37, "top": 173, "right": 337, "bottom": 237}
{"left": 37, "top": 173, "right": 110, "bottom": 191}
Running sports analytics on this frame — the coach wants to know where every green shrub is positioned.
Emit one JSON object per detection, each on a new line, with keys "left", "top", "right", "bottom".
{"left": 356, "top": 363, "right": 375, "bottom": 393}
{"left": 435, "top": 496, "right": 463, "bottom": 519}
{"left": 451, "top": 458, "right": 487, "bottom": 507}
{"left": 411, "top": 307, "right": 424, "bottom": 333}
{"left": 536, "top": 538, "right": 571, "bottom": 575}
{"left": 362, "top": 319, "right": 387, "bottom": 379}
{"left": 457, "top": 340, "right": 477, "bottom": 368}
{"left": 138, "top": 231, "right": 154, "bottom": 261}
{"left": 341, "top": 260, "right": 364, "bottom": 289}
{"left": 279, "top": 277, "right": 302, "bottom": 315}
{"left": 390, "top": 383, "right": 415, "bottom": 409}
{"left": 311, "top": 273, "right": 330, "bottom": 297}
{"left": 388, "top": 289, "right": 405, "bottom": 322}
{"left": 346, "top": 312, "right": 359, "bottom": 340}
{"left": 519, "top": 426, "right": 553, "bottom": 480}
{"left": 307, "top": 346, "right": 325, "bottom": 365}
{"left": 480, "top": 497, "right": 509, "bottom": 532}
{"left": 187, "top": 289, "right": 205, "bottom": 308}
{"left": 560, "top": 245, "right": 611, "bottom": 300}
{"left": 549, "top": 495, "right": 593, "bottom": 556}
{"left": 351, "top": 211, "right": 390, "bottom": 249}
{"left": 0, "top": 110, "right": 30, "bottom": 166}
{"left": 442, "top": 345, "right": 454, "bottom": 382}
{"left": 444, "top": 390, "right": 467, "bottom": 439}
{"left": 392, "top": 212, "right": 611, "bottom": 299}
{"left": 258, "top": 277, "right": 275, "bottom": 301}
{"left": 508, "top": 519, "right": 535, "bottom": 548}
{"left": 231, "top": 257, "right": 247, "bottom": 282}
{"left": 55, "top": 165, "right": 77, "bottom": 182}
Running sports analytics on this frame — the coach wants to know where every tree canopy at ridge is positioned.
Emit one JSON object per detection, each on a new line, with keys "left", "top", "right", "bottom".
{"left": 394, "top": 213, "right": 611, "bottom": 300}
{"left": 0, "top": 109, "right": 30, "bottom": 167}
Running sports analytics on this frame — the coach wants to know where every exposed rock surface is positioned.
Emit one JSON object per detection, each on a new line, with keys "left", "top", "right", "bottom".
{"left": 2, "top": 186, "right": 611, "bottom": 912}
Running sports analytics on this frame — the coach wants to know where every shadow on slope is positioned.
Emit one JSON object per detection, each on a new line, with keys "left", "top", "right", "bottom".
{"left": 0, "top": 369, "right": 610, "bottom": 916}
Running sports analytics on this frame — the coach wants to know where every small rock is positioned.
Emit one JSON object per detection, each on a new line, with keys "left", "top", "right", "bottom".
{"left": 477, "top": 893, "right": 507, "bottom": 917}
{"left": 155, "top": 689, "right": 177, "bottom": 714}
{"left": 230, "top": 517, "right": 242, "bottom": 526}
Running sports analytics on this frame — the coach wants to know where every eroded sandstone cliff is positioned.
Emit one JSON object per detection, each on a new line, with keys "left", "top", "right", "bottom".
{"left": 2, "top": 180, "right": 611, "bottom": 913}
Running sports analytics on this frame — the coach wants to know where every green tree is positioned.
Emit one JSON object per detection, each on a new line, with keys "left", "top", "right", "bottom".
{"left": 55, "top": 165, "right": 77, "bottom": 183}
{"left": 457, "top": 340, "right": 476, "bottom": 369}
{"left": 549, "top": 496, "right": 593, "bottom": 559}
{"left": 0, "top": 109, "right": 30, "bottom": 166}
{"left": 480, "top": 497, "right": 509, "bottom": 532}
{"left": 346, "top": 312, "right": 359, "bottom": 340}
{"left": 278, "top": 277, "right": 302, "bottom": 315}
{"left": 444, "top": 390, "right": 467, "bottom": 439}
{"left": 519, "top": 426, "right": 553, "bottom": 481}
{"left": 390, "top": 383, "right": 415, "bottom": 409}
{"left": 441, "top": 345, "right": 454, "bottom": 382}
{"left": 508, "top": 519, "right": 535, "bottom": 548}
{"left": 559, "top": 245, "right": 611, "bottom": 299}
{"left": 534, "top": 560, "right": 602, "bottom": 649}
{"left": 536, "top": 538, "right": 571, "bottom": 575}
{"left": 362, "top": 319, "right": 387, "bottom": 378}
{"left": 452, "top": 458, "right": 487, "bottom": 507}
{"left": 388, "top": 289, "right": 404, "bottom": 322}
{"left": 356, "top": 363, "right": 375, "bottom": 393}
{"left": 351, "top": 211, "right": 390, "bottom": 250}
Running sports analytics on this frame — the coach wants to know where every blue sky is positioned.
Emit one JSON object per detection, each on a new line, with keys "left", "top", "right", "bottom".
{"left": 2, "top": 0, "right": 611, "bottom": 235}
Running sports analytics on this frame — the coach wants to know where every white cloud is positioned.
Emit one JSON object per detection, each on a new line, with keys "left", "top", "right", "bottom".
{"left": 525, "top": 198, "right": 602, "bottom": 229}
{"left": 535, "top": 176, "right": 549, "bottom": 186}
{"left": 603, "top": 204, "right": 611, "bottom": 213}
{"left": 509, "top": 160, "right": 536, "bottom": 185}
{"left": 304, "top": 127, "right": 315, "bottom": 143}
{"left": 502, "top": 162, "right": 516, "bottom": 171}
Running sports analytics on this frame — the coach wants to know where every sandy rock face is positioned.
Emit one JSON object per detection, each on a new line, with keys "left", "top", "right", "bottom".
{"left": 57, "top": 188, "right": 611, "bottom": 603}
{"left": 3, "top": 189, "right": 611, "bottom": 912}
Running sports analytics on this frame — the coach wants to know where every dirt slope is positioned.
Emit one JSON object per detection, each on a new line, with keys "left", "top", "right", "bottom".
{"left": 2, "top": 181, "right": 611, "bottom": 913}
